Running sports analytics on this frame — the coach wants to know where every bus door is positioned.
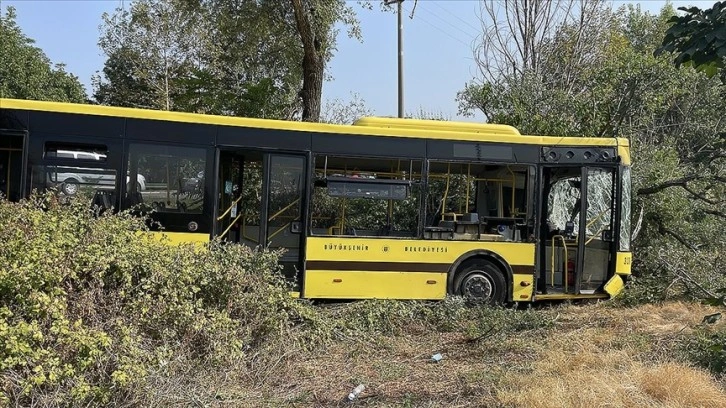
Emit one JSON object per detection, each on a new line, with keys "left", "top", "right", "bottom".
{"left": 216, "top": 150, "right": 246, "bottom": 242}
{"left": 540, "top": 167, "right": 616, "bottom": 295}
{"left": 263, "top": 154, "right": 307, "bottom": 283}
{"left": 215, "top": 150, "right": 307, "bottom": 284}
{"left": 0, "top": 129, "right": 28, "bottom": 201}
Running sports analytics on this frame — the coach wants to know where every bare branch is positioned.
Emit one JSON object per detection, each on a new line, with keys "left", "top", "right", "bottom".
{"left": 637, "top": 175, "right": 698, "bottom": 196}
{"left": 704, "top": 209, "right": 726, "bottom": 219}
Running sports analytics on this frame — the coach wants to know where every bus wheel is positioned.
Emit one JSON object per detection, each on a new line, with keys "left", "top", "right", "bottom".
{"left": 453, "top": 260, "right": 506, "bottom": 305}
{"left": 62, "top": 178, "right": 80, "bottom": 195}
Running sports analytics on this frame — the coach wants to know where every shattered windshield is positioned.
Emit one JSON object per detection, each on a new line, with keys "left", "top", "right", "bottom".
{"left": 547, "top": 169, "right": 614, "bottom": 238}
{"left": 547, "top": 175, "right": 581, "bottom": 231}
{"left": 620, "top": 166, "right": 631, "bottom": 251}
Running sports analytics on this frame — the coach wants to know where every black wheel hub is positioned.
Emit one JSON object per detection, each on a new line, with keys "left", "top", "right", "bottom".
{"left": 463, "top": 272, "right": 493, "bottom": 300}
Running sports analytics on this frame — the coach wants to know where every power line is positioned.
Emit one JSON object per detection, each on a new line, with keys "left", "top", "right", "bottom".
{"left": 402, "top": 3, "right": 471, "bottom": 48}
{"left": 429, "top": 1, "right": 481, "bottom": 34}
{"left": 416, "top": 2, "right": 479, "bottom": 40}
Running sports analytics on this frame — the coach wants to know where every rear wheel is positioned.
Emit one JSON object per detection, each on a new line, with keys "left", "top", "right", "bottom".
{"left": 62, "top": 178, "right": 79, "bottom": 196}
{"left": 453, "top": 260, "right": 507, "bottom": 305}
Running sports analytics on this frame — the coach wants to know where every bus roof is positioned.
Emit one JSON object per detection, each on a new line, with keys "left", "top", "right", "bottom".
{"left": 0, "top": 98, "right": 629, "bottom": 148}
{"left": 354, "top": 117, "right": 521, "bottom": 136}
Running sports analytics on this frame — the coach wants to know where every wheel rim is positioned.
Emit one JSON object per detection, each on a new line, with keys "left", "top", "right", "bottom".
{"left": 64, "top": 182, "right": 78, "bottom": 195}
{"left": 462, "top": 272, "right": 494, "bottom": 300}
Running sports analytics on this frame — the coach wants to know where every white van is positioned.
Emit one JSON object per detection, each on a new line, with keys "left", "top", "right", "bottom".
{"left": 47, "top": 150, "right": 146, "bottom": 196}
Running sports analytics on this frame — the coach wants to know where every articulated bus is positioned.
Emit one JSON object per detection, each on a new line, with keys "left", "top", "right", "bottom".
{"left": 0, "top": 99, "right": 632, "bottom": 303}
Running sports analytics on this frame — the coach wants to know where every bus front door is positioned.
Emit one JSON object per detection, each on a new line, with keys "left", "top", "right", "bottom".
{"left": 0, "top": 130, "right": 28, "bottom": 202}
{"left": 540, "top": 167, "right": 615, "bottom": 295}
{"left": 215, "top": 150, "right": 307, "bottom": 286}
{"left": 579, "top": 167, "right": 616, "bottom": 294}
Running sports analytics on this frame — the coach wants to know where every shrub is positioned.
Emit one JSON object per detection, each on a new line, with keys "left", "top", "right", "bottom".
{"left": 680, "top": 324, "right": 726, "bottom": 375}
{"left": 0, "top": 193, "right": 304, "bottom": 405}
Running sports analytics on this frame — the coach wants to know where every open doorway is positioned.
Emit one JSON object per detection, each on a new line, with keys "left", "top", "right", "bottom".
{"left": 215, "top": 149, "right": 307, "bottom": 284}
{"left": 0, "top": 130, "right": 27, "bottom": 201}
{"left": 539, "top": 167, "right": 615, "bottom": 295}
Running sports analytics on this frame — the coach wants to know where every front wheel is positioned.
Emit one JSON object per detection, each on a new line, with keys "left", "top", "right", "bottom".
{"left": 453, "top": 260, "right": 507, "bottom": 305}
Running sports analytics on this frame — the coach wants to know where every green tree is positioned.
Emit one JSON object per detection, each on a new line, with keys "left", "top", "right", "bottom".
{"left": 290, "top": 0, "right": 359, "bottom": 122}
{"left": 0, "top": 7, "right": 86, "bottom": 103}
{"left": 657, "top": 1, "right": 726, "bottom": 79}
{"left": 94, "top": 0, "right": 359, "bottom": 121}
{"left": 459, "top": 3, "right": 726, "bottom": 300}
{"left": 94, "top": 0, "right": 205, "bottom": 111}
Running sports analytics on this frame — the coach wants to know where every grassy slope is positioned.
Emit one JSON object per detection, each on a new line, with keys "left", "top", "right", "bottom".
{"left": 149, "top": 301, "right": 726, "bottom": 407}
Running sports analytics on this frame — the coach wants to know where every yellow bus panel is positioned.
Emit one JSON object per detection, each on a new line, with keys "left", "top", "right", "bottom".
{"left": 305, "top": 237, "right": 536, "bottom": 266}
{"left": 615, "top": 252, "right": 632, "bottom": 275}
{"left": 148, "top": 231, "right": 210, "bottom": 245}
{"left": 512, "top": 273, "right": 534, "bottom": 301}
{"left": 604, "top": 274, "right": 625, "bottom": 297}
{"left": 303, "top": 270, "right": 447, "bottom": 299}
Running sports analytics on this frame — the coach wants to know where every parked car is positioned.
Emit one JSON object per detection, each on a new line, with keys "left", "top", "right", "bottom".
{"left": 46, "top": 150, "right": 146, "bottom": 195}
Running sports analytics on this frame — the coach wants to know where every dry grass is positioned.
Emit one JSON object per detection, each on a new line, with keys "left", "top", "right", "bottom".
{"left": 149, "top": 301, "right": 726, "bottom": 407}
{"left": 495, "top": 302, "right": 726, "bottom": 408}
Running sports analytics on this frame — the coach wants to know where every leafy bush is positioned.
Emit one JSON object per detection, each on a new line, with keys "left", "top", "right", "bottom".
{"left": 0, "top": 193, "right": 561, "bottom": 406}
{"left": 0, "top": 193, "right": 306, "bottom": 405}
{"left": 680, "top": 325, "right": 726, "bottom": 375}
{"left": 318, "top": 297, "right": 556, "bottom": 342}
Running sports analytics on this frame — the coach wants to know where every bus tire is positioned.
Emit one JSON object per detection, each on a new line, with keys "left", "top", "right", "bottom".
{"left": 62, "top": 178, "right": 80, "bottom": 196}
{"left": 453, "top": 260, "right": 506, "bottom": 305}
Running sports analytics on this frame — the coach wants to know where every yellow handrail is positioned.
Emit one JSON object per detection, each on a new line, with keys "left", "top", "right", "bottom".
{"left": 217, "top": 195, "right": 244, "bottom": 221}
{"left": 507, "top": 165, "right": 516, "bottom": 216}
{"left": 268, "top": 198, "right": 300, "bottom": 222}
{"left": 220, "top": 213, "right": 244, "bottom": 238}
{"left": 586, "top": 208, "right": 610, "bottom": 229}
{"left": 268, "top": 222, "right": 291, "bottom": 240}
{"left": 441, "top": 163, "right": 451, "bottom": 221}
{"left": 465, "top": 163, "right": 471, "bottom": 213}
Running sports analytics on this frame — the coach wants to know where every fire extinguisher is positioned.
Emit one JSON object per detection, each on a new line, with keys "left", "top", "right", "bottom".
{"left": 566, "top": 258, "right": 576, "bottom": 287}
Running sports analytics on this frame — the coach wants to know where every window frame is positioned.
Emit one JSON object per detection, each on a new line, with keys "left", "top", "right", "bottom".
{"left": 308, "top": 153, "right": 424, "bottom": 238}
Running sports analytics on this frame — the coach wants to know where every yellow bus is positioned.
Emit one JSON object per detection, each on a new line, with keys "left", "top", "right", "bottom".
{"left": 0, "top": 99, "right": 632, "bottom": 303}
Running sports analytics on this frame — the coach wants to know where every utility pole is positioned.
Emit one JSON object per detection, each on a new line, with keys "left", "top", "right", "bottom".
{"left": 385, "top": 0, "right": 404, "bottom": 118}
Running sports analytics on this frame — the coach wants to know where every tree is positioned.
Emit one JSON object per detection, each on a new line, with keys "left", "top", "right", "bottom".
{"left": 472, "top": 0, "right": 607, "bottom": 85}
{"left": 657, "top": 1, "right": 726, "bottom": 79}
{"left": 95, "top": 0, "right": 304, "bottom": 118}
{"left": 95, "top": 0, "right": 360, "bottom": 121}
{"left": 460, "top": 3, "right": 726, "bottom": 300}
{"left": 290, "top": 0, "right": 360, "bottom": 122}
{"left": 0, "top": 7, "right": 86, "bottom": 103}
{"left": 320, "top": 92, "right": 373, "bottom": 124}
{"left": 95, "top": 0, "right": 206, "bottom": 111}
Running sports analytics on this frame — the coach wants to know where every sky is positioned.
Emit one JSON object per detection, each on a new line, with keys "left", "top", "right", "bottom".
{"left": 2, "top": 0, "right": 718, "bottom": 122}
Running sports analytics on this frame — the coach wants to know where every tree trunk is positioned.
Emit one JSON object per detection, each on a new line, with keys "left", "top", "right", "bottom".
{"left": 291, "top": 0, "right": 323, "bottom": 122}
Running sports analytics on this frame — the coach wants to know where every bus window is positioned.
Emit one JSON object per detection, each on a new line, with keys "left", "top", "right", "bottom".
{"left": 546, "top": 173, "right": 582, "bottom": 233}
{"left": 425, "top": 162, "right": 531, "bottom": 241}
{"left": 125, "top": 144, "right": 206, "bottom": 213}
{"left": 33, "top": 143, "right": 117, "bottom": 202}
{"left": 310, "top": 155, "right": 421, "bottom": 237}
